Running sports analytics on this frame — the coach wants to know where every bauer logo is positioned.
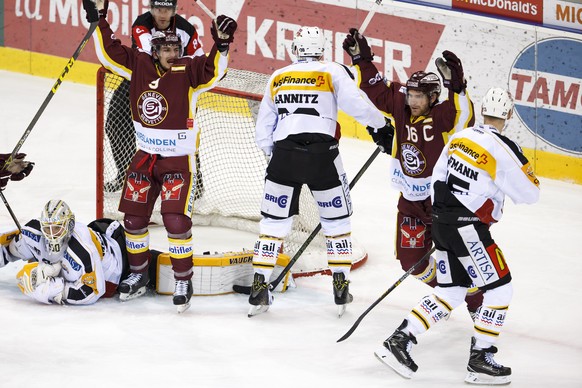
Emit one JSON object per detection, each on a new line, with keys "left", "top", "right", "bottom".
{"left": 509, "top": 38, "right": 582, "bottom": 153}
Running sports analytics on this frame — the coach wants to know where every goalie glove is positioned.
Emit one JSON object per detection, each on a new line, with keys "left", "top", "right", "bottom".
{"left": 17, "top": 262, "right": 65, "bottom": 304}
{"left": 211, "top": 15, "right": 238, "bottom": 53}
{"left": 342, "top": 28, "right": 374, "bottom": 65}
{"left": 366, "top": 119, "right": 395, "bottom": 154}
{"left": 435, "top": 50, "right": 466, "bottom": 93}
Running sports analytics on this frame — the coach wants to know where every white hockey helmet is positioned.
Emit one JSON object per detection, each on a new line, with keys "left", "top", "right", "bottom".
{"left": 40, "top": 200, "right": 75, "bottom": 259}
{"left": 292, "top": 27, "right": 325, "bottom": 58}
{"left": 482, "top": 87, "right": 514, "bottom": 119}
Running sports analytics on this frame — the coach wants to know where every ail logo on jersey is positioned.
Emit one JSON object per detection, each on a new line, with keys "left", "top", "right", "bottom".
{"left": 138, "top": 90, "right": 168, "bottom": 126}
{"left": 162, "top": 173, "right": 185, "bottom": 201}
{"left": 400, "top": 143, "right": 426, "bottom": 176}
{"left": 400, "top": 217, "right": 426, "bottom": 248}
{"left": 125, "top": 173, "right": 151, "bottom": 203}
{"left": 510, "top": 38, "right": 582, "bottom": 153}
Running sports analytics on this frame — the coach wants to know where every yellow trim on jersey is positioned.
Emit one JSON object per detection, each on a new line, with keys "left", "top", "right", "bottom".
{"left": 190, "top": 50, "right": 225, "bottom": 94}
{"left": 88, "top": 230, "right": 104, "bottom": 260}
{"left": 94, "top": 27, "right": 132, "bottom": 79}
{"left": 270, "top": 71, "right": 334, "bottom": 97}
{"left": 448, "top": 137, "right": 497, "bottom": 180}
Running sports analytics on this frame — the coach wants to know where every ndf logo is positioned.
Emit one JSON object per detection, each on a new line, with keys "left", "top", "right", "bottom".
{"left": 509, "top": 38, "right": 582, "bottom": 153}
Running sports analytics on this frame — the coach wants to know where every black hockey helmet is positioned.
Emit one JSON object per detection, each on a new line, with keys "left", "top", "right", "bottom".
{"left": 406, "top": 71, "right": 441, "bottom": 103}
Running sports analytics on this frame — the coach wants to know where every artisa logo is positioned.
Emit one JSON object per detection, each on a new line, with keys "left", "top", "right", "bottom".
{"left": 509, "top": 38, "right": 582, "bottom": 153}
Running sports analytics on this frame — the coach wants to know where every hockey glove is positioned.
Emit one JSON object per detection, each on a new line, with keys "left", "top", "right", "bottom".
{"left": 16, "top": 262, "right": 65, "bottom": 305}
{"left": 82, "top": 0, "right": 108, "bottom": 23}
{"left": 342, "top": 28, "right": 374, "bottom": 65}
{"left": 0, "top": 153, "right": 34, "bottom": 189}
{"left": 435, "top": 50, "right": 466, "bottom": 93}
{"left": 211, "top": 15, "right": 238, "bottom": 52}
{"left": 366, "top": 119, "right": 395, "bottom": 154}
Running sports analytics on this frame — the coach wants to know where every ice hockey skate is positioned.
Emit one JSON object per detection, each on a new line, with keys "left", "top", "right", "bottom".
{"left": 374, "top": 320, "right": 418, "bottom": 379}
{"left": 332, "top": 272, "right": 353, "bottom": 318}
{"left": 118, "top": 272, "right": 149, "bottom": 301}
{"left": 173, "top": 279, "right": 193, "bottom": 313}
{"left": 465, "top": 338, "right": 511, "bottom": 385}
{"left": 247, "top": 273, "right": 273, "bottom": 317}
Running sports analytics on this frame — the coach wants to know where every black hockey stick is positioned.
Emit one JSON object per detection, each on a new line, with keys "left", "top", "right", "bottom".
{"left": 233, "top": 147, "right": 382, "bottom": 296}
{"left": 0, "top": 191, "right": 22, "bottom": 232}
{"left": 6, "top": 21, "right": 98, "bottom": 165}
{"left": 336, "top": 246, "right": 435, "bottom": 342}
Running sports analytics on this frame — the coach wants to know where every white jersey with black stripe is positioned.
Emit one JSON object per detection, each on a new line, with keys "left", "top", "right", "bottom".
{"left": 431, "top": 124, "right": 540, "bottom": 223}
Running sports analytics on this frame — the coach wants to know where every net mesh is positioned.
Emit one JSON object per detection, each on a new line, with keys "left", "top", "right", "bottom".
{"left": 96, "top": 67, "right": 365, "bottom": 274}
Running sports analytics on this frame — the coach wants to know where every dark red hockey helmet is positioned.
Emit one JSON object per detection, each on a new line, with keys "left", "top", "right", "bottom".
{"left": 406, "top": 71, "right": 441, "bottom": 100}
{"left": 151, "top": 30, "right": 183, "bottom": 56}
{"left": 150, "top": 0, "right": 177, "bottom": 8}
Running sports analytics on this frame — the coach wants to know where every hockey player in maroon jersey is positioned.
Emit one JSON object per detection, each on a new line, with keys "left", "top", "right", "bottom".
{"left": 105, "top": 0, "right": 204, "bottom": 192}
{"left": 0, "top": 153, "right": 34, "bottom": 191}
{"left": 342, "top": 29, "right": 483, "bottom": 316}
{"left": 374, "top": 88, "right": 540, "bottom": 384}
{"left": 83, "top": 0, "right": 237, "bottom": 312}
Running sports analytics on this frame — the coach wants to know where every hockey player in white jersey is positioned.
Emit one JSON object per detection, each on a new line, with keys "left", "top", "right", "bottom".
{"left": 0, "top": 200, "right": 127, "bottom": 305}
{"left": 374, "top": 88, "right": 540, "bottom": 384}
{"left": 250, "top": 26, "right": 393, "bottom": 317}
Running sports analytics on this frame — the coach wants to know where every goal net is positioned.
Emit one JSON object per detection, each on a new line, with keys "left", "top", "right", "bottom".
{"left": 96, "top": 67, "right": 367, "bottom": 276}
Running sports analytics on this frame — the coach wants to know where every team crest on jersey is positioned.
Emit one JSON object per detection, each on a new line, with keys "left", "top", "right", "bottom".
{"left": 400, "top": 142, "right": 426, "bottom": 176}
{"left": 400, "top": 217, "right": 426, "bottom": 248}
{"left": 138, "top": 91, "right": 168, "bottom": 125}
{"left": 124, "top": 173, "right": 151, "bottom": 203}
{"left": 162, "top": 173, "right": 185, "bottom": 201}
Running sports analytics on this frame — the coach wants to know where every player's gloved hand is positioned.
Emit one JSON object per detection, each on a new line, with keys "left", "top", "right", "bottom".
{"left": 0, "top": 153, "right": 34, "bottom": 189}
{"left": 342, "top": 28, "right": 374, "bottom": 65}
{"left": 83, "top": 0, "right": 108, "bottom": 23}
{"left": 366, "top": 119, "right": 394, "bottom": 154}
{"left": 435, "top": 50, "right": 466, "bottom": 93}
{"left": 211, "top": 15, "right": 237, "bottom": 52}
{"left": 16, "top": 262, "right": 65, "bottom": 304}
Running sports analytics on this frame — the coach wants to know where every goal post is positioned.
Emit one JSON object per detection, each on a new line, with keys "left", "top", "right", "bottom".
{"left": 95, "top": 67, "right": 367, "bottom": 277}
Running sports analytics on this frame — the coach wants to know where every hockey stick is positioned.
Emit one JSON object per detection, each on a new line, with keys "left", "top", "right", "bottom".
{"left": 0, "top": 191, "right": 22, "bottom": 232}
{"left": 233, "top": 147, "right": 382, "bottom": 295}
{"left": 359, "top": 0, "right": 385, "bottom": 35}
{"left": 336, "top": 246, "right": 435, "bottom": 342}
{"left": 270, "top": 146, "right": 382, "bottom": 291}
{"left": 194, "top": 0, "right": 216, "bottom": 20}
{"left": 6, "top": 21, "right": 99, "bottom": 166}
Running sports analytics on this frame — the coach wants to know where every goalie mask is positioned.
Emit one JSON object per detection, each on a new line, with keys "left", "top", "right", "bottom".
{"left": 40, "top": 200, "right": 75, "bottom": 261}
{"left": 292, "top": 26, "right": 325, "bottom": 59}
{"left": 482, "top": 87, "right": 514, "bottom": 120}
{"left": 151, "top": 30, "right": 183, "bottom": 57}
{"left": 406, "top": 71, "right": 441, "bottom": 106}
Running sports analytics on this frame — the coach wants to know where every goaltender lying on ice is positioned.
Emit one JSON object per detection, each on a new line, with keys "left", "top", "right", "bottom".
{"left": 0, "top": 200, "right": 294, "bottom": 306}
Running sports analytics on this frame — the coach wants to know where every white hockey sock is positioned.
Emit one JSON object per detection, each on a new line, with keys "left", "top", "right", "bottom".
{"left": 252, "top": 235, "right": 283, "bottom": 281}
{"left": 406, "top": 294, "right": 453, "bottom": 336}
{"left": 326, "top": 233, "right": 353, "bottom": 277}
